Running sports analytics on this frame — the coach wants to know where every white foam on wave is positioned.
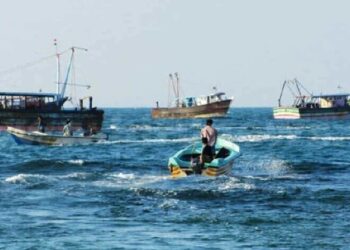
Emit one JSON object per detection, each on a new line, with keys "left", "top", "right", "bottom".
{"left": 93, "top": 172, "right": 169, "bottom": 189}
{"left": 111, "top": 172, "right": 136, "bottom": 180}
{"left": 109, "top": 125, "right": 118, "bottom": 130}
{"left": 222, "top": 134, "right": 298, "bottom": 142}
{"left": 62, "top": 172, "right": 92, "bottom": 180}
{"left": 308, "top": 136, "right": 350, "bottom": 141}
{"left": 222, "top": 133, "right": 349, "bottom": 142}
{"left": 5, "top": 173, "right": 51, "bottom": 184}
{"left": 68, "top": 159, "right": 85, "bottom": 165}
{"left": 217, "top": 176, "right": 256, "bottom": 191}
{"left": 159, "top": 199, "right": 179, "bottom": 209}
{"left": 127, "top": 124, "right": 188, "bottom": 132}
{"left": 264, "top": 159, "right": 290, "bottom": 173}
{"left": 101, "top": 137, "right": 196, "bottom": 145}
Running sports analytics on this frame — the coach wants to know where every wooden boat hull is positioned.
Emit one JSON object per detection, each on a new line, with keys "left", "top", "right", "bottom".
{"left": 168, "top": 138, "right": 241, "bottom": 178}
{"left": 0, "top": 109, "right": 104, "bottom": 131}
{"left": 152, "top": 99, "right": 232, "bottom": 118}
{"left": 273, "top": 107, "right": 350, "bottom": 119}
{"left": 7, "top": 127, "right": 107, "bottom": 146}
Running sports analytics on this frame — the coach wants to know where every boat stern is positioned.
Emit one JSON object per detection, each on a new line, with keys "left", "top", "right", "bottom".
{"left": 273, "top": 107, "right": 301, "bottom": 119}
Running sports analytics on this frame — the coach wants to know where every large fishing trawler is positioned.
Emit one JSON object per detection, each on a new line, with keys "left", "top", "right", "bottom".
{"left": 0, "top": 42, "right": 104, "bottom": 131}
{"left": 151, "top": 73, "right": 233, "bottom": 118}
{"left": 273, "top": 79, "right": 350, "bottom": 119}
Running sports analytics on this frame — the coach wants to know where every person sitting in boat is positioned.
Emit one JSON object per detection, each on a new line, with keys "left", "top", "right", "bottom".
{"left": 200, "top": 118, "right": 217, "bottom": 154}
{"left": 37, "top": 115, "right": 46, "bottom": 133}
{"left": 82, "top": 121, "right": 92, "bottom": 136}
{"left": 63, "top": 119, "right": 73, "bottom": 136}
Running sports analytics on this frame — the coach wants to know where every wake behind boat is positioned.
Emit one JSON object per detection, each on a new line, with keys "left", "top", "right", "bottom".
{"left": 168, "top": 138, "right": 241, "bottom": 177}
{"left": 7, "top": 127, "right": 108, "bottom": 146}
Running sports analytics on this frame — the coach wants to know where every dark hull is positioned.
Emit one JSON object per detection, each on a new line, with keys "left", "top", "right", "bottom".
{"left": 0, "top": 109, "right": 104, "bottom": 131}
{"left": 151, "top": 99, "right": 232, "bottom": 118}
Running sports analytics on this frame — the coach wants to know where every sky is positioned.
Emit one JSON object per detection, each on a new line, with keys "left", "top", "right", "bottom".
{"left": 1, "top": 0, "right": 350, "bottom": 107}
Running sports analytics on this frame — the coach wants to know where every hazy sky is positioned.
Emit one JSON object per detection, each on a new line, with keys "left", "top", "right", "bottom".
{"left": 1, "top": 0, "right": 350, "bottom": 107}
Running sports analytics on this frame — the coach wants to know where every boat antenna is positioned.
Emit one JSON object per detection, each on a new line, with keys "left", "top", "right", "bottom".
{"left": 174, "top": 72, "right": 180, "bottom": 107}
{"left": 168, "top": 73, "right": 173, "bottom": 107}
{"left": 54, "top": 39, "right": 61, "bottom": 97}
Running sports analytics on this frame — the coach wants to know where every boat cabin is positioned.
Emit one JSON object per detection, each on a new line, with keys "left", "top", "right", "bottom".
{"left": 195, "top": 92, "right": 228, "bottom": 106}
{"left": 294, "top": 94, "right": 350, "bottom": 109}
{"left": 0, "top": 92, "right": 63, "bottom": 111}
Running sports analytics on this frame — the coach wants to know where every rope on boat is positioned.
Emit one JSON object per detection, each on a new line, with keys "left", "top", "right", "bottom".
{"left": 0, "top": 48, "right": 72, "bottom": 78}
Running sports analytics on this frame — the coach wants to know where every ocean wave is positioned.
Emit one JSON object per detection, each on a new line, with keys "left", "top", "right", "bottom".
{"left": 308, "top": 136, "right": 350, "bottom": 141}
{"left": 67, "top": 159, "right": 85, "bottom": 165}
{"left": 217, "top": 179, "right": 256, "bottom": 191}
{"left": 61, "top": 172, "right": 96, "bottom": 181}
{"left": 158, "top": 199, "right": 180, "bottom": 210}
{"left": 92, "top": 173, "right": 168, "bottom": 189}
{"left": 221, "top": 134, "right": 298, "bottom": 142}
{"left": 222, "top": 134, "right": 350, "bottom": 142}
{"left": 100, "top": 137, "right": 196, "bottom": 144}
{"left": 5, "top": 173, "right": 53, "bottom": 185}
{"left": 109, "top": 125, "right": 118, "bottom": 130}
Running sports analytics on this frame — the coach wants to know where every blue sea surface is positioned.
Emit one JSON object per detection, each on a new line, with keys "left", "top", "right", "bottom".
{"left": 0, "top": 108, "right": 349, "bottom": 249}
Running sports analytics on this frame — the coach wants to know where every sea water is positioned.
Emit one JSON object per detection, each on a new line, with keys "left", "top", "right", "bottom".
{"left": 0, "top": 108, "right": 349, "bottom": 249}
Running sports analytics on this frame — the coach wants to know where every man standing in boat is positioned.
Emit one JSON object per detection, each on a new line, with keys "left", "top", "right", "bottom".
{"left": 63, "top": 119, "right": 73, "bottom": 136}
{"left": 200, "top": 119, "right": 217, "bottom": 154}
{"left": 37, "top": 115, "right": 46, "bottom": 133}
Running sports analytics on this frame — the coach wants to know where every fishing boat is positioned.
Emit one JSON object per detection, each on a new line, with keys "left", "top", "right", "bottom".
{"left": 0, "top": 42, "right": 104, "bottom": 131}
{"left": 7, "top": 126, "right": 108, "bottom": 146}
{"left": 168, "top": 138, "right": 241, "bottom": 178}
{"left": 273, "top": 79, "right": 350, "bottom": 119}
{"left": 151, "top": 73, "right": 233, "bottom": 118}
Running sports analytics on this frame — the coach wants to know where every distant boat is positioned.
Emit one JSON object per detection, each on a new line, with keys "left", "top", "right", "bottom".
{"left": 7, "top": 127, "right": 108, "bottom": 146}
{"left": 273, "top": 79, "right": 350, "bottom": 119}
{"left": 151, "top": 73, "right": 233, "bottom": 118}
{"left": 168, "top": 138, "right": 241, "bottom": 178}
{"left": 0, "top": 43, "right": 104, "bottom": 131}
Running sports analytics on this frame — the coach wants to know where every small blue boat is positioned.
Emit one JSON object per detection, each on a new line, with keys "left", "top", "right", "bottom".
{"left": 168, "top": 138, "right": 241, "bottom": 177}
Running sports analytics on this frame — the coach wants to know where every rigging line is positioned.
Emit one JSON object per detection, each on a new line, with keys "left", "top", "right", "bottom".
{"left": 55, "top": 82, "right": 91, "bottom": 88}
{"left": 286, "top": 82, "right": 297, "bottom": 97}
{"left": 0, "top": 53, "right": 56, "bottom": 77}
{"left": 296, "top": 80, "right": 312, "bottom": 96}
{"left": 0, "top": 48, "right": 72, "bottom": 78}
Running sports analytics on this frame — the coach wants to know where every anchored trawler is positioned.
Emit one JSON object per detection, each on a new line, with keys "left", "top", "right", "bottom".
{"left": 151, "top": 73, "right": 233, "bottom": 118}
{"left": 0, "top": 43, "right": 103, "bottom": 131}
{"left": 273, "top": 79, "right": 350, "bottom": 119}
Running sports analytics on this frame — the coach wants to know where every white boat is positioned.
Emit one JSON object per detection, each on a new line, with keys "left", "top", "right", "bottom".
{"left": 7, "top": 127, "right": 108, "bottom": 145}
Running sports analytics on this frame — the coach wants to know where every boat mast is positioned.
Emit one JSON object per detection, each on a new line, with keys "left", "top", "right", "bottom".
{"left": 59, "top": 46, "right": 88, "bottom": 101}
{"left": 278, "top": 80, "right": 287, "bottom": 107}
{"left": 174, "top": 72, "right": 180, "bottom": 107}
{"left": 168, "top": 73, "right": 173, "bottom": 107}
{"left": 54, "top": 39, "right": 61, "bottom": 100}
